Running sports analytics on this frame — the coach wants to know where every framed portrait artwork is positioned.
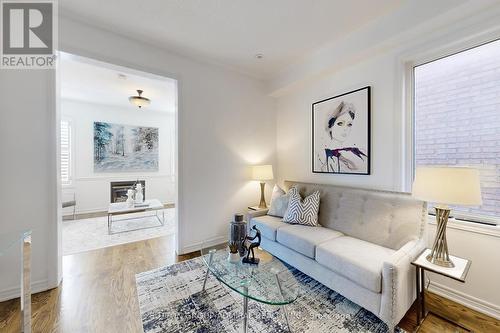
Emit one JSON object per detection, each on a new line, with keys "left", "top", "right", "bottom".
{"left": 312, "top": 86, "right": 370, "bottom": 175}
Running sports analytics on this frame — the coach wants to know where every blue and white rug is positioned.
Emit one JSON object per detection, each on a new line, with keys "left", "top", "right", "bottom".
{"left": 135, "top": 258, "right": 405, "bottom": 333}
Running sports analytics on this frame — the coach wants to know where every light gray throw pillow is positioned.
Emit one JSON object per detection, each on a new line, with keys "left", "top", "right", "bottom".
{"left": 283, "top": 186, "right": 320, "bottom": 226}
{"left": 267, "top": 185, "right": 290, "bottom": 218}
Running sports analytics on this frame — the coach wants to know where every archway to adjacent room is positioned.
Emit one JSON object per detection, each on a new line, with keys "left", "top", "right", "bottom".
{"left": 56, "top": 51, "right": 178, "bottom": 258}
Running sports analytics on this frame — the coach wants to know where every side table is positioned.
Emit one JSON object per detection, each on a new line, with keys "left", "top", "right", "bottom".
{"left": 411, "top": 248, "right": 472, "bottom": 332}
{"left": 247, "top": 206, "right": 268, "bottom": 211}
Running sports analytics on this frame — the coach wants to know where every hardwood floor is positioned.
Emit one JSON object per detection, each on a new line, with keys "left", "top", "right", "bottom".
{"left": 0, "top": 235, "right": 498, "bottom": 332}
{"left": 0, "top": 235, "right": 195, "bottom": 333}
{"left": 397, "top": 293, "right": 500, "bottom": 332}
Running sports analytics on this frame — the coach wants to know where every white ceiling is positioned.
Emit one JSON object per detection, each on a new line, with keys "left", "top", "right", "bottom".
{"left": 60, "top": 0, "right": 405, "bottom": 79}
{"left": 60, "top": 52, "right": 177, "bottom": 113}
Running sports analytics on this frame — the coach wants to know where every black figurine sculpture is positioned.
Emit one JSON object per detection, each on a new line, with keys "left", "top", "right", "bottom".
{"left": 243, "top": 225, "right": 261, "bottom": 265}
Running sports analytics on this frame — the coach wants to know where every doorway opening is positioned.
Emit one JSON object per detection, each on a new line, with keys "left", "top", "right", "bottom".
{"left": 58, "top": 52, "right": 178, "bottom": 255}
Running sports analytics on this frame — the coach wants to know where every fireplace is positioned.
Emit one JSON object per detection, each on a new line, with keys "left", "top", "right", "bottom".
{"left": 110, "top": 180, "right": 145, "bottom": 203}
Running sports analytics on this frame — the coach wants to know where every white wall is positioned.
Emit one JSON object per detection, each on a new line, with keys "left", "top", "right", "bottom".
{"left": 0, "top": 70, "right": 58, "bottom": 300}
{"left": 274, "top": 3, "right": 500, "bottom": 319}
{"left": 276, "top": 53, "right": 398, "bottom": 190}
{"left": 61, "top": 99, "right": 175, "bottom": 214}
{"left": 0, "top": 15, "right": 275, "bottom": 300}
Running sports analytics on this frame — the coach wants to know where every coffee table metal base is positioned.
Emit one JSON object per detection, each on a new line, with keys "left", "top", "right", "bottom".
{"left": 107, "top": 209, "right": 165, "bottom": 235}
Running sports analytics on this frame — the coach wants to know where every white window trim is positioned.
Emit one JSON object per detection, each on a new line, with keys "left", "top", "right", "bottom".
{"left": 428, "top": 216, "right": 500, "bottom": 239}
{"left": 397, "top": 29, "right": 500, "bottom": 231}
{"left": 61, "top": 117, "right": 74, "bottom": 188}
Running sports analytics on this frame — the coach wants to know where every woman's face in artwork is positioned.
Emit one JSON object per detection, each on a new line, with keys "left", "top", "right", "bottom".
{"left": 330, "top": 112, "right": 353, "bottom": 143}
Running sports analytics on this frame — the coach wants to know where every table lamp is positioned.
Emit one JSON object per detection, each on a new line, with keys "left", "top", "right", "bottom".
{"left": 251, "top": 165, "right": 274, "bottom": 209}
{"left": 412, "top": 167, "right": 482, "bottom": 267}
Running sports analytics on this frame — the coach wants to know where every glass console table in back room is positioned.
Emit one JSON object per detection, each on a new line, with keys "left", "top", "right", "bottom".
{"left": 0, "top": 230, "right": 32, "bottom": 333}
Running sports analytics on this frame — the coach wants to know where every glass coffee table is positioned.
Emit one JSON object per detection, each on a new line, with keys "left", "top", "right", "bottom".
{"left": 200, "top": 243, "right": 298, "bottom": 332}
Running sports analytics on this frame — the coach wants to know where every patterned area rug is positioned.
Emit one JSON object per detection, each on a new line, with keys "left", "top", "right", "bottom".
{"left": 63, "top": 208, "right": 175, "bottom": 255}
{"left": 136, "top": 257, "right": 406, "bottom": 333}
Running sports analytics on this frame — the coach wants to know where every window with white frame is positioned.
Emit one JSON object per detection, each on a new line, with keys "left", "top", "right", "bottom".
{"left": 413, "top": 39, "right": 500, "bottom": 224}
{"left": 60, "top": 119, "right": 72, "bottom": 186}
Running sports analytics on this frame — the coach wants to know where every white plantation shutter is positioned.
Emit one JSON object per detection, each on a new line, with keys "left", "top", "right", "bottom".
{"left": 61, "top": 120, "right": 72, "bottom": 185}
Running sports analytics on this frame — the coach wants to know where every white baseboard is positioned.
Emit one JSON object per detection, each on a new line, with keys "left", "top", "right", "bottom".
{"left": 179, "top": 235, "right": 227, "bottom": 255}
{"left": 0, "top": 279, "right": 51, "bottom": 302}
{"left": 428, "top": 281, "right": 500, "bottom": 320}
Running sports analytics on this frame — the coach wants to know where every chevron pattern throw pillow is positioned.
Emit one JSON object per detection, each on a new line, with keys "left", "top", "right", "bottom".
{"left": 283, "top": 186, "right": 320, "bottom": 226}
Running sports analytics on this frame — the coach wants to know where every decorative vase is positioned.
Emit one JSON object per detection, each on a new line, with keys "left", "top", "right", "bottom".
{"left": 229, "top": 214, "right": 247, "bottom": 257}
{"left": 126, "top": 189, "right": 135, "bottom": 207}
{"left": 135, "top": 183, "right": 144, "bottom": 203}
{"left": 228, "top": 252, "right": 240, "bottom": 263}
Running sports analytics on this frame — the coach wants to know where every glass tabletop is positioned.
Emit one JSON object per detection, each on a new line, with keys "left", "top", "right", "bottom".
{"left": 200, "top": 242, "right": 299, "bottom": 305}
{"left": 0, "top": 230, "right": 32, "bottom": 256}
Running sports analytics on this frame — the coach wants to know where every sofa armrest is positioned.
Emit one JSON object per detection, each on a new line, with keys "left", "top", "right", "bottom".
{"left": 246, "top": 209, "right": 268, "bottom": 221}
{"left": 379, "top": 238, "right": 426, "bottom": 331}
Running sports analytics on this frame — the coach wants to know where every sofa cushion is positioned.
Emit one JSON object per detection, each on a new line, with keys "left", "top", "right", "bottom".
{"left": 276, "top": 225, "right": 343, "bottom": 259}
{"left": 316, "top": 236, "right": 395, "bottom": 293}
{"left": 249, "top": 215, "right": 286, "bottom": 241}
{"left": 283, "top": 186, "right": 321, "bottom": 226}
{"left": 268, "top": 185, "right": 290, "bottom": 218}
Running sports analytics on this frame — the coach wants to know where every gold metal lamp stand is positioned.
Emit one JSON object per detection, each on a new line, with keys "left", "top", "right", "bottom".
{"left": 251, "top": 165, "right": 273, "bottom": 209}
{"left": 258, "top": 182, "right": 267, "bottom": 209}
{"left": 413, "top": 167, "right": 483, "bottom": 269}
{"left": 427, "top": 206, "right": 454, "bottom": 268}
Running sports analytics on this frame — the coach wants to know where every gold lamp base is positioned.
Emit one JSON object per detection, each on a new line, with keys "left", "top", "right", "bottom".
{"left": 258, "top": 182, "right": 267, "bottom": 209}
{"left": 427, "top": 206, "right": 454, "bottom": 268}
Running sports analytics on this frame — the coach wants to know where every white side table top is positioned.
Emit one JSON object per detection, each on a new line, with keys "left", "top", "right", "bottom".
{"left": 248, "top": 206, "right": 268, "bottom": 211}
{"left": 412, "top": 248, "right": 471, "bottom": 282}
{"left": 108, "top": 199, "right": 163, "bottom": 214}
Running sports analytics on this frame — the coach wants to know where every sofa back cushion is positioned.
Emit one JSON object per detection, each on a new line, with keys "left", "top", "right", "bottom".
{"left": 268, "top": 185, "right": 290, "bottom": 217}
{"left": 284, "top": 181, "right": 427, "bottom": 250}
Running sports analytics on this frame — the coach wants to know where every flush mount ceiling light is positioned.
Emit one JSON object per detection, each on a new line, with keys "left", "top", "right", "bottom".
{"left": 128, "top": 89, "right": 151, "bottom": 109}
{"left": 255, "top": 53, "right": 264, "bottom": 59}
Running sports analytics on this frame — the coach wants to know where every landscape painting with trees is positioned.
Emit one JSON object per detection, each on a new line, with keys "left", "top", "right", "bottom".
{"left": 94, "top": 121, "right": 159, "bottom": 172}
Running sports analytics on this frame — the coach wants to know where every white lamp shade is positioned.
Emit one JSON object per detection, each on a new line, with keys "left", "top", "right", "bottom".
{"left": 252, "top": 165, "right": 274, "bottom": 181}
{"left": 129, "top": 96, "right": 150, "bottom": 108}
{"left": 128, "top": 90, "right": 151, "bottom": 108}
{"left": 412, "top": 167, "right": 482, "bottom": 206}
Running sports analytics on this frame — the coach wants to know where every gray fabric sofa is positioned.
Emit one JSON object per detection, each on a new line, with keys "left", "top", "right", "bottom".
{"left": 247, "top": 181, "right": 427, "bottom": 331}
